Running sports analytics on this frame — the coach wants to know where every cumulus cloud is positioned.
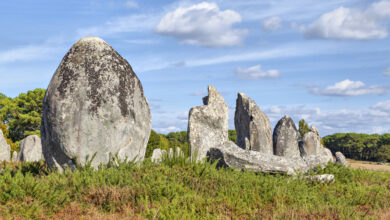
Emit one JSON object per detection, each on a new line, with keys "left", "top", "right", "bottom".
{"left": 155, "top": 2, "right": 248, "bottom": 47}
{"left": 303, "top": 0, "right": 390, "bottom": 40}
{"left": 124, "top": 1, "right": 138, "bottom": 9}
{"left": 383, "top": 67, "right": 390, "bottom": 76}
{"left": 311, "top": 79, "right": 389, "bottom": 96}
{"left": 235, "top": 65, "right": 281, "bottom": 80}
{"left": 261, "top": 16, "right": 282, "bottom": 31}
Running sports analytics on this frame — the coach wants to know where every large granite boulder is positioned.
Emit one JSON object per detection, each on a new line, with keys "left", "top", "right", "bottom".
{"left": 0, "top": 130, "right": 10, "bottom": 162}
{"left": 207, "top": 141, "right": 309, "bottom": 175}
{"left": 234, "top": 92, "right": 273, "bottom": 154}
{"left": 18, "top": 135, "right": 44, "bottom": 162}
{"left": 273, "top": 116, "right": 300, "bottom": 158}
{"left": 188, "top": 85, "right": 228, "bottom": 161}
{"left": 41, "top": 36, "right": 151, "bottom": 171}
{"left": 299, "top": 126, "right": 333, "bottom": 167}
{"left": 335, "top": 152, "right": 348, "bottom": 166}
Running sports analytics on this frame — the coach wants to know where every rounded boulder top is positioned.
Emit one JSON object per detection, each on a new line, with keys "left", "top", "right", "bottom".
{"left": 41, "top": 36, "right": 152, "bottom": 171}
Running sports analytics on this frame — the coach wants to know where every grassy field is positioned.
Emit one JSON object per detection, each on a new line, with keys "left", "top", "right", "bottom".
{"left": 348, "top": 159, "right": 390, "bottom": 172}
{"left": 0, "top": 156, "right": 389, "bottom": 219}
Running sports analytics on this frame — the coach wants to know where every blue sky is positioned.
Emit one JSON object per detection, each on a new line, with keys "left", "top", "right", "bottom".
{"left": 1, "top": 0, "right": 390, "bottom": 135}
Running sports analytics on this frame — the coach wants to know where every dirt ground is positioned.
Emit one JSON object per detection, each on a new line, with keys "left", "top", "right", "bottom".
{"left": 347, "top": 159, "right": 390, "bottom": 172}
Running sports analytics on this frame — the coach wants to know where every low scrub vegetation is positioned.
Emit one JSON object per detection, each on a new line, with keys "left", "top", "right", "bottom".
{"left": 0, "top": 156, "right": 389, "bottom": 219}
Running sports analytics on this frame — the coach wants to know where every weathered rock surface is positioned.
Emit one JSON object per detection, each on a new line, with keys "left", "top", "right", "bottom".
{"left": 208, "top": 141, "right": 309, "bottom": 175}
{"left": 18, "top": 135, "right": 44, "bottom": 162}
{"left": 41, "top": 36, "right": 151, "bottom": 171}
{"left": 299, "top": 126, "right": 333, "bottom": 167}
{"left": 273, "top": 116, "right": 300, "bottom": 158}
{"left": 335, "top": 152, "right": 348, "bottom": 166}
{"left": 0, "top": 130, "right": 10, "bottom": 162}
{"left": 188, "top": 85, "right": 228, "bottom": 161}
{"left": 151, "top": 148, "right": 167, "bottom": 163}
{"left": 234, "top": 92, "right": 273, "bottom": 154}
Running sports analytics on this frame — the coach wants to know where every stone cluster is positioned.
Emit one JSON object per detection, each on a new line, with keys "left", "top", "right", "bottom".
{"left": 189, "top": 86, "right": 338, "bottom": 174}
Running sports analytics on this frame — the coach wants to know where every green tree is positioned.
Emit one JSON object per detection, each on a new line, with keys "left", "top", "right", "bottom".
{"left": 298, "top": 119, "right": 309, "bottom": 138}
{"left": 0, "top": 88, "right": 45, "bottom": 142}
{"left": 145, "top": 130, "right": 170, "bottom": 158}
{"left": 376, "top": 145, "right": 390, "bottom": 162}
{"left": 228, "top": 130, "right": 237, "bottom": 143}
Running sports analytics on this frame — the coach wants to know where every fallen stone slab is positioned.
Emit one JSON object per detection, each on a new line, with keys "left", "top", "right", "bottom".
{"left": 207, "top": 141, "right": 309, "bottom": 175}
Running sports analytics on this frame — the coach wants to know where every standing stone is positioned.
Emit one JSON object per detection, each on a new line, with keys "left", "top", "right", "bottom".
{"left": 11, "top": 152, "right": 18, "bottom": 162}
{"left": 188, "top": 85, "right": 228, "bottom": 161}
{"left": 299, "top": 126, "right": 333, "bottom": 167}
{"left": 273, "top": 116, "right": 300, "bottom": 158}
{"left": 234, "top": 92, "right": 273, "bottom": 154}
{"left": 41, "top": 36, "right": 151, "bottom": 171}
{"left": 18, "top": 135, "right": 44, "bottom": 162}
{"left": 151, "top": 148, "right": 167, "bottom": 164}
{"left": 0, "top": 130, "right": 10, "bottom": 162}
{"left": 335, "top": 152, "right": 348, "bottom": 166}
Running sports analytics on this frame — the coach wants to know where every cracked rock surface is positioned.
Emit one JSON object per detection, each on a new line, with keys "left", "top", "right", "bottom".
{"left": 0, "top": 130, "right": 10, "bottom": 162}
{"left": 234, "top": 92, "right": 273, "bottom": 154}
{"left": 41, "top": 36, "right": 151, "bottom": 171}
{"left": 188, "top": 85, "right": 229, "bottom": 161}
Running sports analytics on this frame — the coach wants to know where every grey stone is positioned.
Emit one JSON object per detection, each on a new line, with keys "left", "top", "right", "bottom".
{"left": 306, "top": 174, "right": 334, "bottom": 183}
{"left": 11, "top": 152, "right": 18, "bottom": 162}
{"left": 299, "top": 126, "right": 333, "bottom": 167}
{"left": 0, "top": 129, "right": 10, "bottom": 162}
{"left": 234, "top": 92, "right": 273, "bottom": 154}
{"left": 188, "top": 85, "right": 228, "bottom": 161}
{"left": 151, "top": 148, "right": 167, "bottom": 163}
{"left": 335, "top": 152, "right": 348, "bottom": 166}
{"left": 18, "top": 135, "right": 44, "bottom": 162}
{"left": 208, "top": 141, "right": 309, "bottom": 175}
{"left": 41, "top": 36, "right": 151, "bottom": 171}
{"left": 273, "top": 116, "right": 300, "bottom": 158}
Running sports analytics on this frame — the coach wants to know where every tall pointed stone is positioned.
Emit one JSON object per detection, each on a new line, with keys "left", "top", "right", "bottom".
{"left": 188, "top": 85, "right": 228, "bottom": 160}
{"left": 18, "top": 135, "right": 44, "bottom": 162}
{"left": 0, "top": 130, "right": 10, "bottom": 162}
{"left": 41, "top": 36, "right": 151, "bottom": 171}
{"left": 234, "top": 92, "right": 272, "bottom": 154}
{"left": 273, "top": 115, "right": 300, "bottom": 158}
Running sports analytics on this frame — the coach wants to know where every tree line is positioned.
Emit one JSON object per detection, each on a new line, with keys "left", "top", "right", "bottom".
{"left": 1, "top": 89, "right": 389, "bottom": 162}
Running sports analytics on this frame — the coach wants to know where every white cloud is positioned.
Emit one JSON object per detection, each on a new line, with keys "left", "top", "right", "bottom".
{"left": 77, "top": 14, "right": 158, "bottom": 37}
{"left": 371, "top": 100, "right": 390, "bottom": 112}
{"left": 236, "top": 65, "right": 281, "bottom": 80}
{"left": 0, "top": 44, "right": 61, "bottom": 64}
{"left": 303, "top": 3, "right": 389, "bottom": 40}
{"left": 190, "top": 91, "right": 206, "bottom": 96}
{"left": 383, "top": 67, "right": 390, "bottom": 76}
{"left": 311, "top": 79, "right": 389, "bottom": 96}
{"left": 261, "top": 16, "right": 282, "bottom": 31}
{"left": 124, "top": 1, "right": 138, "bottom": 9}
{"left": 155, "top": 2, "right": 248, "bottom": 47}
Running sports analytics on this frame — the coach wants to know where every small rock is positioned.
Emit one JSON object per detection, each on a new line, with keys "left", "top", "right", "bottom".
{"left": 335, "top": 152, "right": 348, "bottom": 166}
{"left": 273, "top": 116, "right": 300, "bottom": 158}
{"left": 188, "top": 85, "right": 229, "bottom": 161}
{"left": 306, "top": 174, "right": 335, "bottom": 183}
{"left": 11, "top": 151, "right": 18, "bottom": 162}
{"left": 18, "top": 135, "right": 44, "bottom": 162}
{"left": 234, "top": 92, "right": 273, "bottom": 154}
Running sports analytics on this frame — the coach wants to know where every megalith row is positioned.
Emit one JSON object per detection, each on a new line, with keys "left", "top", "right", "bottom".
{"left": 188, "top": 85, "right": 337, "bottom": 174}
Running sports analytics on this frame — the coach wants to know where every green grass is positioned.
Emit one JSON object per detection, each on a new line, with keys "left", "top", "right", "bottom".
{"left": 0, "top": 156, "right": 389, "bottom": 219}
